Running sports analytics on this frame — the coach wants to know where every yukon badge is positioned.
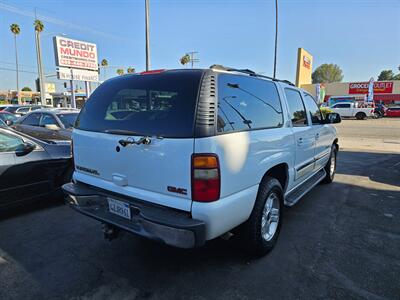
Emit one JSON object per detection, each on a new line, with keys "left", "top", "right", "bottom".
{"left": 167, "top": 186, "right": 188, "bottom": 195}
{"left": 76, "top": 165, "right": 100, "bottom": 176}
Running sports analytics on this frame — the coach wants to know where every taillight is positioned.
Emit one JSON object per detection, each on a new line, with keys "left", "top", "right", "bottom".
{"left": 192, "top": 154, "right": 220, "bottom": 202}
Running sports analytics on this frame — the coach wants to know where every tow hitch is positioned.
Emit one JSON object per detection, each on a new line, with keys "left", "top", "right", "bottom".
{"left": 102, "top": 223, "right": 120, "bottom": 241}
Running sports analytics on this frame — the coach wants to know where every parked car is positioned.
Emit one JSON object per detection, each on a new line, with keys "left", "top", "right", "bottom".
{"left": 0, "top": 111, "right": 19, "bottom": 126}
{"left": 12, "top": 109, "right": 79, "bottom": 142}
{"left": 0, "top": 126, "right": 73, "bottom": 210}
{"left": 385, "top": 106, "right": 400, "bottom": 117}
{"left": 3, "top": 105, "right": 49, "bottom": 117}
{"left": 62, "top": 66, "right": 341, "bottom": 256}
{"left": 330, "top": 102, "right": 374, "bottom": 120}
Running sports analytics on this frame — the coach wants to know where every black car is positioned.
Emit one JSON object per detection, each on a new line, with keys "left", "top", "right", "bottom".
{"left": 0, "top": 127, "right": 73, "bottom": 210}
{"left": 12, "top": 109, "right": 79, "bottom": 142}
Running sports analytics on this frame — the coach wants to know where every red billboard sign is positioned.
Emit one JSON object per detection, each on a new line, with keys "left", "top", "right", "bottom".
{"left": 349, "top": 81, "right": 393, "bottom": 94}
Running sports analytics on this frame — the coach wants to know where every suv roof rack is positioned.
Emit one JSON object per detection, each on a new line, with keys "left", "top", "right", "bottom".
{"left": 209, "top": 64, "right": 295, "bottom": 86}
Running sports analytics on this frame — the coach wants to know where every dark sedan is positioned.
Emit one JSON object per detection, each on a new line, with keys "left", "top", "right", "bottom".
{"left": 12, "top": 109, "right": 79, "bottom": 142}
{"left": 0, "top": 127, "right": 73, "bottom": 210}
{"left": 0, "top": 111, "right": 19, "bottom": 126}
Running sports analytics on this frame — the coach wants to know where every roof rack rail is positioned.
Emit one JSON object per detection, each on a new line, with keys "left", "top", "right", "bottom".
{"left": 209, "top": 64, "right": 295, "bottom": 86}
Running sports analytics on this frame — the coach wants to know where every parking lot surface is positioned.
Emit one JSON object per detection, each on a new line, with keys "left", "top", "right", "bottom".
{"left": 1, "top": 120, "right": 399, "bottom": 300}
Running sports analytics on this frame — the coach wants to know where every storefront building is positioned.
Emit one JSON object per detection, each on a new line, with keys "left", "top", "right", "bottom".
{"left": 301, "top": 81, "right": 400, "bottom": 106}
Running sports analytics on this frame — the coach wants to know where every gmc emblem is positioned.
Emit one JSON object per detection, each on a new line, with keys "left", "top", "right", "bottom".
{"left": 167, "top": 186, "right": 188, "bottom": 195}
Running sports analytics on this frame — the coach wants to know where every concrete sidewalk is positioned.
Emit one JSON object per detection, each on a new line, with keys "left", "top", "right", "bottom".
{"left": 339, "top": 137, "right": 400, "bottom": 153}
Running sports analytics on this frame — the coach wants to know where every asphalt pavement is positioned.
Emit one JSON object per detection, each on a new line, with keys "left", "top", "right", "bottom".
{"left": 0, "top": 121, "right": 399, "bottom": 300}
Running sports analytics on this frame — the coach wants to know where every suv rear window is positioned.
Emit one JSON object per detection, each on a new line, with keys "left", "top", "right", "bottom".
{"left": 75, "top": 71, "right": 203, "bottom": 137}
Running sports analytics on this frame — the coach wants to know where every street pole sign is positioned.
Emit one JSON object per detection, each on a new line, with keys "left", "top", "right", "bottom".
{"left": 53, "top": 36, "right": 99, "bottom": 108}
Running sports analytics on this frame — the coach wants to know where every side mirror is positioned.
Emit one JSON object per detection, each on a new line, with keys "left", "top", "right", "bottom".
{"left": 324, "top": 112, "right": 341, "bottom": 124}
{"left": 15, "top": 142, "right": 36, "bottom": 157}
{"left": 45, "top": 124, "right": 60, "bottom": 130}
{"left": 5, "top": 120, "right": 13, "bottom": 126}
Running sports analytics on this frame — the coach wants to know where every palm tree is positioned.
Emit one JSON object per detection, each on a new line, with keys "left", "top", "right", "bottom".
{"left": 127, "top": 67, "right": 135, "bottom": 74}
{"left": 180, "top": 54, "right": 191, "bottom": 67}
{"left": 100, "top": 59, "right": 108, "bottom": 80}
{"left": 34, "top": 19, "right": 46, "bottom": 105}
{"left": 10, "top": 24, "right": 21, "bottom": 104}
{"left": 116, "top": 69, "right": 124, "bottom": 76}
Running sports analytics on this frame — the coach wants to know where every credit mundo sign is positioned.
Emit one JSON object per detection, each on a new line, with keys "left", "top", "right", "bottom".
{"left": 54, "top": 36, "right": 98, "bottom": 71}
{"left": 348, "top": 81, "right": 393, "bottom": 94}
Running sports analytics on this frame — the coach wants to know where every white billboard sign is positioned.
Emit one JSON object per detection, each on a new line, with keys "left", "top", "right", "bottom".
{"left": 58, "top": 67, "right": 99, "bottom": 82}
{"left": 54, "top": 36, "right": 98, "bottom": 71}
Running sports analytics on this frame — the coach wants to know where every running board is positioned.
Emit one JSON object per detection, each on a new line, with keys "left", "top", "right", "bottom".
{"left": 285, "top": 169, "right": 326, "bottom": 206}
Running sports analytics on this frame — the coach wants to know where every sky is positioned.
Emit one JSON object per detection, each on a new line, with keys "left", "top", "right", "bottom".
{"left": 0, "top": 0, "right": 399, "bottom": 92}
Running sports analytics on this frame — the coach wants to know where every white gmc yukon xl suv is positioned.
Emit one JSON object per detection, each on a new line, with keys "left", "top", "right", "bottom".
{"left": 63, "top": 65, "right": 341, "bottom": 256}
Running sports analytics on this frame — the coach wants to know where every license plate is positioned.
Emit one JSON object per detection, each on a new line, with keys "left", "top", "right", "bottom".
{"left": 108, "top": 198, "right": 131, "bottom": 220}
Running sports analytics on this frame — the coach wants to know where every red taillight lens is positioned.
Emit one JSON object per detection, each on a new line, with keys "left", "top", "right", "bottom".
{"left": 192, "top": 154, "right": 220, "bottom": 202}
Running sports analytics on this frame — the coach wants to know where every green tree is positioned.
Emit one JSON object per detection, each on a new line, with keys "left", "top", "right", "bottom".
{"left": 312, "top": 64, "right": 344, "bottom": 84}
{"left": 180, "top": 54, "right": 191, "bottom": 66}
{"left": 10, "top": 24, "right": 21, "bottom": 104}
{"left": 127, "top": 67, "right": 135, "bottom": 74}
{"left": 34, "top": 19, "right": 44, "bottom": 32}
{"left": 393, "top": 74, "right": 400, "bottom": 80}
{"left": 377, "top": 70, "right": 395, "bottom": 81}
{"left": 101, "top": 59, "right": 108, "bottom": 67}
{"left": 100, "top": 59, "right": 108, "bottom": 80}
{"left": 116, "top": 68, "right": 124, "bottom": 76}
{"left": 21, "top": 86, "right": 32, "bottom": 91}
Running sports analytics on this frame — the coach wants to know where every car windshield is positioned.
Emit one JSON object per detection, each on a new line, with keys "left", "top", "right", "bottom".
{"left": 57, "top": 113, "right": 79, "bottom": 128}
{"left": 75, "top": 71, "right": 203, "bottom": 137}
{"left": 0, "top": 113, "right": 18, "bottom": 122}
{"left": 4, "top": 106, "right": 20, "bottom": 113}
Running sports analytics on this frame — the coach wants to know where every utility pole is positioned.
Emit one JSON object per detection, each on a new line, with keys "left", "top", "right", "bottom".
{"left": 273, "top": 0, "right": 278, "bottom": 79}
{"left": 145, "top": 0, "right": 151, "bottom": 71}
{"left": 188, "top": 51, "right": 199, "bottom": 68}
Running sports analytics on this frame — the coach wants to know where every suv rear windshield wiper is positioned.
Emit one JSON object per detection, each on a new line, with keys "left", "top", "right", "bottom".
{"left": 104, "top": 129, "right": 145, "bottom": 136}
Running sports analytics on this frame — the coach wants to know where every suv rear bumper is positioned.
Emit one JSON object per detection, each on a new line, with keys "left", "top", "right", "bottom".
{"left": 62, "top": 182, "right": 206, "bottom": 249}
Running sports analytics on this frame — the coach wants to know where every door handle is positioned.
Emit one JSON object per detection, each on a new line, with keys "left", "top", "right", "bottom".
{"left": 297, "top": 138, "right": 304, "bottom": 146}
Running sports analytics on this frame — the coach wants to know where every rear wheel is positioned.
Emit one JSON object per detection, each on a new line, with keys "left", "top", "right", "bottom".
{"left": 237, "top": 177, "right": 283, "bottom": 256}
{"left": 355, "top": 112, "right": 366, "bottom": 120}
{"left": 322, "top": 144, "right": 337, "bottom": 184}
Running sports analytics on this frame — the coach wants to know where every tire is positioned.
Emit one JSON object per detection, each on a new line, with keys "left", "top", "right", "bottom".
{"left": 322, "top": 144, "right": 337, "bottom": 184}
{"left": 355, "top": 112, "right": 366, "bottom": 120}
{"left": 237, "top": 176, "right": 283, "bottom": 256}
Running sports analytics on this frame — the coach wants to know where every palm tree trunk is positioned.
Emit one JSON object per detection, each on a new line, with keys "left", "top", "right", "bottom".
{"left": 14, "top": 34, "right": 20, "bottom": 105}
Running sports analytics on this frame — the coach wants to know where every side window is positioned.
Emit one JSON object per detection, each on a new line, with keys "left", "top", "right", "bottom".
{"left": 284, "top": 89, "right": 308, "bottom": 127}
{"left": 22, "top": 113, "right": 41, "bottom": 126}
{"left": 40, "top": 114, "right": 58, "bottom": 126}
{"left": 304, "top": 94, "right": 322, "bottom": 125}
{"left": 217, "top": 74, "right": 283, "bottom": 133}
{"left": 0, "top": 132, "right": 24, "bottom": 152}
{"left": 16, "top": 107, "right": 30, "bottom": 114}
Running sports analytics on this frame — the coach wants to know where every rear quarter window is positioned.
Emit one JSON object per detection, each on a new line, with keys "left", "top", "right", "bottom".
{"left": 217, "top": 74, "right": 283, "bottom": 133}
{"left": 75, "top": 71, "right": 203, "bottom": 138}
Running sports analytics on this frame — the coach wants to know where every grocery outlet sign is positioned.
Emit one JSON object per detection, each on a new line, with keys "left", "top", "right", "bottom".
{"left": 349, "top": 81, "right": 393, "bottom": 94}
{"left": 53, "top": 36, "right": 98, "bottom": 71}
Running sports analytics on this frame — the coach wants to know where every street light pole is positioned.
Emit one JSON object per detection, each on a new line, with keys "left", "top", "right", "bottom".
{"left": 145, "top": 0, "right": 151, "bottom": 71}
{"left": 273, "top": 0, "right": 278, "bottom": 79}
